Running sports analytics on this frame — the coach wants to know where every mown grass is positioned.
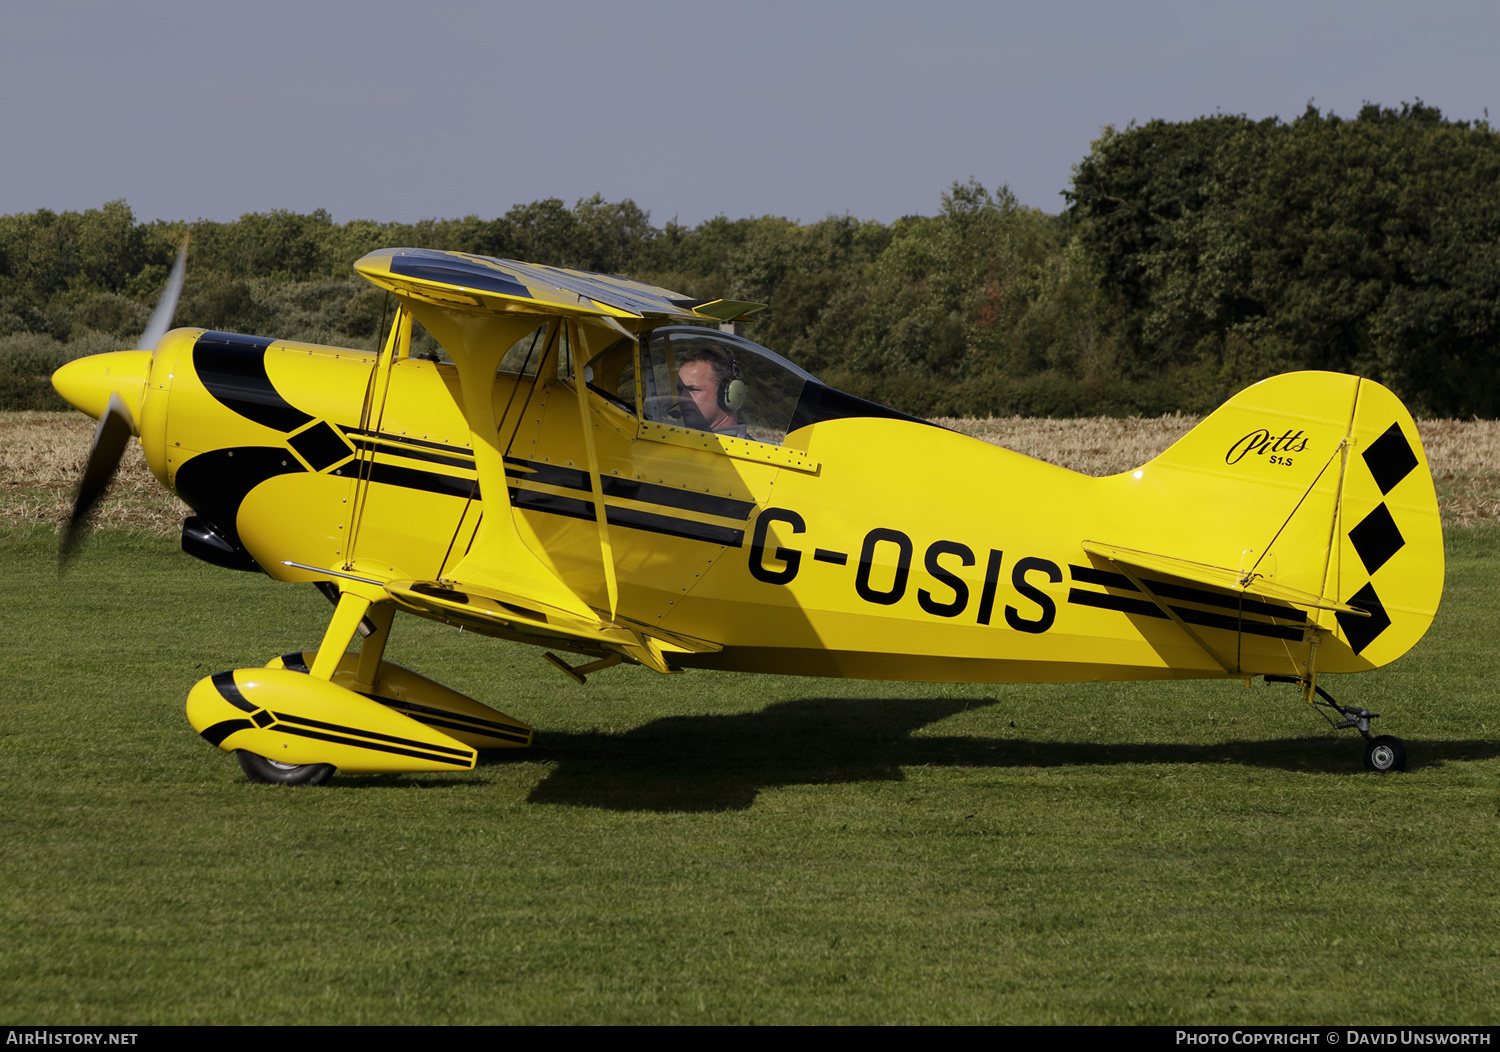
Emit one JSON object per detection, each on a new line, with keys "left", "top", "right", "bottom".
{"left": 2, "top": 522, "right": 1499, "bottom": 1024}
{"left": 5, "top": 410, "right": 1500, "bottom": 1023}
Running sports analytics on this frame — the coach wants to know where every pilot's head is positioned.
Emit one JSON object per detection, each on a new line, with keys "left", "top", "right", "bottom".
{"left": 677, "top": 346, "right": 743, "bottom": 431}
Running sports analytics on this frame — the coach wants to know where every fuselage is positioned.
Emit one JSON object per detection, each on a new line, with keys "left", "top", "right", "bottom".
{"left": 79, "top": 324, "right": 1408, "bottom": 686}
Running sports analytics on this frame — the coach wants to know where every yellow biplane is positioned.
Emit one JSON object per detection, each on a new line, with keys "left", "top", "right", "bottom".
{"left": 52, "top": 247, "right": 1443, "bottom": 783}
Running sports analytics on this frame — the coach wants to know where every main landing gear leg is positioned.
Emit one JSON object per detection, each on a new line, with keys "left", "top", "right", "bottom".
{"left": 1264, "top": 673, "right": 1407, "bottom": 772}
{"left": 352, "top": 602, "right": 395, "bottom": 692}
{"left": 311, "top": 592, "right": 374, "bottom": 680}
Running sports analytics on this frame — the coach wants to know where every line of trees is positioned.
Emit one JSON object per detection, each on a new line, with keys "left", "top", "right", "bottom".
{"left": 5, "top": 101, "right": 1498, "bottom": 417}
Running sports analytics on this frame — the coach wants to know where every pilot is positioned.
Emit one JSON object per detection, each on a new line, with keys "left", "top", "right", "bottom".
{"left": 676, "top": 346, "right": 747, "bottom": 436}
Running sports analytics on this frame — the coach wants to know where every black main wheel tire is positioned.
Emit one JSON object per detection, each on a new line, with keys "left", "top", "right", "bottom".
{"left": 1364, "top": 735, "right": 1407, "bottom": 773}
{"left": 237, "top": 750, "right": 336, "bottom": 786}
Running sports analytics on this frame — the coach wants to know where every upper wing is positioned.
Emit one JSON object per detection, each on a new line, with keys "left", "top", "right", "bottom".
{"left": 354, "top": 248, "right": 764, "bottom": 326}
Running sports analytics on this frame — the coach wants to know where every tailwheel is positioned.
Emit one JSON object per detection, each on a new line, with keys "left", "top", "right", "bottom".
{"left": 237, "top": 750, "right": 336, "bottom": 786}
{"left": 1265, "top": 674, "right": 1406, "bottom": 773}
{"left": 1363, "top": 735, "right": 1407, "bottom": 774}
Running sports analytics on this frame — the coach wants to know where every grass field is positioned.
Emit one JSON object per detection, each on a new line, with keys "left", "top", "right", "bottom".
{"left": 3, "top": 412, "right": 1499, "bottom": 1024}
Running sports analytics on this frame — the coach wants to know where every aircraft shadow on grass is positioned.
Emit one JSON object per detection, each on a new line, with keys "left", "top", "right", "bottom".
{"left": 506, "top": 695, "right": 1500, "bottom": 812}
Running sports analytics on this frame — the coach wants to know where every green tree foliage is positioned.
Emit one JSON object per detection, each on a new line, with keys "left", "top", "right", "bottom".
{"left": 8, "top": 123, "right": 1499, "bottom": 419}
{"left": 1069, "top": 102, "right": 1500, "bottom": 414}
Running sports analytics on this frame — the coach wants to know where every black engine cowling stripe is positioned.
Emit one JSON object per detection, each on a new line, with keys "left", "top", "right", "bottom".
{"left": 193, "top": 331, "right": 313, "bottom": 433}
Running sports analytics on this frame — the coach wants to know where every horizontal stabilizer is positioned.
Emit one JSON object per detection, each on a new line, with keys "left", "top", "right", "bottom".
{"left": 1081, "top": 541, "right": 1367, "bottom": 616}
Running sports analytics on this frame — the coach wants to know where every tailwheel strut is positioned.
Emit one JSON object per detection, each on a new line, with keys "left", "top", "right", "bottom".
{"left": 1263, "top": 673, "right": 1407, "bottom": 773}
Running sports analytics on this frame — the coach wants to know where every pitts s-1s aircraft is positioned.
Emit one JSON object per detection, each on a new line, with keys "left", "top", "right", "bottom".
{"left": 53, "top": 246, "right": 1443, "bottom": 784}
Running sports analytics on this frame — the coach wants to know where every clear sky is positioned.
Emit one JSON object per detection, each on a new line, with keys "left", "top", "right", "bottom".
{"left": 3, "top": 0, "right": 1496, "bottom": 227}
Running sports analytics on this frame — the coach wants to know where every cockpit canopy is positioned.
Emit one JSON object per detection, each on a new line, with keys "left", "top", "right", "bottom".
{"left": 584, "top": 326, "right": 919, "bottom": 448}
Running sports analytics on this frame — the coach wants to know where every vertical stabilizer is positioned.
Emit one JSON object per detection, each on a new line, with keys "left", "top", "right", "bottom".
{"left": 1136, "top": 372, "right": 1442, "bottom": 672}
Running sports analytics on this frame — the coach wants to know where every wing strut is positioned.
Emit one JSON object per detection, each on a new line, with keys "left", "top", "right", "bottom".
{"left": 400, "top": 303, "right": 598, "bottom": 623}
{"left": 568, "top": 320, "right": 620, "bottom": 620}
{"left": 343, "top": 306, "right": 411, "bottom": 569}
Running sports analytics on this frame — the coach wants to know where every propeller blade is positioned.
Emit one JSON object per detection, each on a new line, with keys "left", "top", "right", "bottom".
{"left": 138, "top": 236, "right": 188, "bottom": 352}
{"left": 60, "top": 236, "right": 187, "bottom": 565}
{"left": 60, "top": 393, "right": 135, "bottom": 564}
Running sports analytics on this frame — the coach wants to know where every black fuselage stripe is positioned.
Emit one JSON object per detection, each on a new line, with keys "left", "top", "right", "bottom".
{"left": 601, "top": 477, "right": 754, "bottom": 519}
{"left": 606, "top": 506, "right": 744, "bottom": 546}
{"left": 351, "top": 439, "right": 476, "bottom": 471}
{"left": 332, "top": 461, "right": 479, "bottom": 500}
{"left": 1068, "top": 589, "right": 1307, "bottom": 641}
{"left": 504, "top": 458, "right": 591, "bottom": 491}
{"left": 509, "top": 485, "right": 743, "bottom": 545}
{"left": 506, "top": 458, "right": 752, "bottom": 521}
{"left": 1068, "top": 564, "right": 1306, "bottom": 623}
{"left": 341, "top": 426, "right": 476, "bottom": 458}
{"left": 1173, "top": 605, "right": 1305, "bottom": 641}
{"left": 1068, "top": 588, "right": 1164, "bottom": 620}
{"left": 511, "top": 487, "right": 595, "bottom": 521}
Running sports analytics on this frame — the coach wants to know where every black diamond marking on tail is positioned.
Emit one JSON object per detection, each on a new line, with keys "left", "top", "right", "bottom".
{"left": 289, "top": 421, "right": 354, "bottom": 471}
{"left": 1349, "top": 503, "right": 1406, "bottom": 575}
{"left": 1363, "top": 422, "right": 1418, "bottom": 495}
{"left": 1336, "top": 582, "right": 1392, "bottom": 654}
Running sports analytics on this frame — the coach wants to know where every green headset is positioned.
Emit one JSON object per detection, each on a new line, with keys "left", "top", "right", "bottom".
{"left": 716, "top": 348, "right": 747, "bottom": 412}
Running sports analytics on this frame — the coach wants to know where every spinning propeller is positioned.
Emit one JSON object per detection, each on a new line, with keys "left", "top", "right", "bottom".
{"left": 58, "top": 239, "right": 188, "bottom": 563}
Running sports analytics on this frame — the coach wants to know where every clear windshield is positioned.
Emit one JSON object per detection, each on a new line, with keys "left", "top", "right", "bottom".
{"left": 584, "top": 327, "right": 816, "bottom": 448}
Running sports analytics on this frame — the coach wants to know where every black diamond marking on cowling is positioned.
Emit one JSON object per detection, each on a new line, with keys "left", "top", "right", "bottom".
{"left": 1363, "top": 422, "right": 1419, "bottom": 495}
{"left": 1349, "top": 503, "right": 1405, "bottom": 575}
{"left": 289, "top": 421, "right": 353, "bottom": 471}
{"left": 1336, "top": 582, "right": 1392, "bottom": 654}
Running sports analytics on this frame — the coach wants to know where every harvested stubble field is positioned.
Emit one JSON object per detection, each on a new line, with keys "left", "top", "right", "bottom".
{"left": 8, "top": 411, "right": 1500, "bottom": 533}
{"left": 3, "top": 409, "right": 1499, "bottom": 1025}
